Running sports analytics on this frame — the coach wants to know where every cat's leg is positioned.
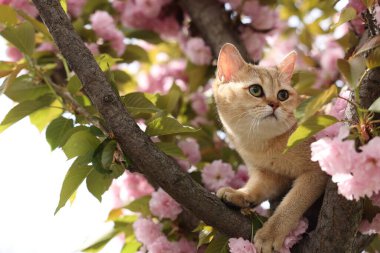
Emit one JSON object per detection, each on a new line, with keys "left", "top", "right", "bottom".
{"left": 254, "top": 170, "right": 327, "bottom": 253}
{"left": 216, "top": 169, "right": 291, "bottom": 208}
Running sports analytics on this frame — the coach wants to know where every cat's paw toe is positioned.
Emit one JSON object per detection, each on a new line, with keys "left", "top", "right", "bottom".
{"left": 216, "top": 187, "right": 251, "bottom": 208}
{"left": 254, "top": 224, "right": 285, "bottom": 253}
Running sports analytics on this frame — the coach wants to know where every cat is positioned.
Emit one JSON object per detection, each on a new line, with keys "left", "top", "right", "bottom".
{"left": 213, "top": 43, "right": 328, "bottom": 253}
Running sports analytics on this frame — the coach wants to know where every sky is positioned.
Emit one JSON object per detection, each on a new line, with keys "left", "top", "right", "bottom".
{"left": 0, "top": 38, "right": 121, "bottom": 253}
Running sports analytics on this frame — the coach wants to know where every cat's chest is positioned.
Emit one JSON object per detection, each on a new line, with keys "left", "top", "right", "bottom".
{"left": 238, "top": 145, "right": 310, "bottom": 178}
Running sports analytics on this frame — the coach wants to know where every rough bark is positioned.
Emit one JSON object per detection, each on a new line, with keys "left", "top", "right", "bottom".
{"left": 31, "top": 0, "right": 380, "bottom": 252}
{"left": 32, "top": 0, "right": 251, "bottom": 239}
{"left": 177, "top": 0, "right": 251, "bottom": 62}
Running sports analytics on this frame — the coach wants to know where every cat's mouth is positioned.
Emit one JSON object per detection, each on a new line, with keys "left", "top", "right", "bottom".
{"left": 263, "top": 113, "right": 277, "bottom": 120}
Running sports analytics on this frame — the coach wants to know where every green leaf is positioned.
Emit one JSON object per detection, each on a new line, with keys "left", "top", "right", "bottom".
{"left": 205, "top": 233, "right": 229, "bottom": 253}
{"left": 62, "top": 130, "right": 100, "bottom": 159}
{"left": 1, "top": 21, "right": 35, "bottom": 55}
{"left": 95, "top": 54, "right": 122, "bottom": 71}
{"left": 46, "top": 116, "right": 74, "bottom": 150}
{"left": 292, "top": 71, "right": 319, "bottom": 96}
{"left": 124, "top": 196, "right": 151, "bottom": 216}
{"left": 121, "top": 239, "right": 142, "bottom": 253}
{"left": 186, "top": 62, "right": 211, "bottom": 92}
{"left": 92, "top": 139, "right": 116, "bottom": 174}
{"left": 0, "top": 61, "right": 16, "bottom": 78}
{"left": 82, "top": 230, "right": 121, "bottom": 253}
{"left": 146, "top": 116, "right": 198, "bottom": 136}
{"left": 155, "top": 142, "right": 185, "bottom": 159}
{"left": 67, "top": 75, "right": 83, "bottom": 94}
{"left": 197, "top": 225, "right": 214, "bottom": 248}
{"left": 112, "top": 70, "right": 131, "bottom": 84}
{"left": 332, "top": 7, "right": 357, "bottom": 29}
{"left": 29, "top": 99, "right": 63, "bottom": 131}
{"left": 354, "top": 35, "right": 380, "bottom": 56}
{"left": 121, "top": 92, "right": 160, "bottom": 116}
{"left": 369, "top": 97, "right": 380, "bottom": 112}
{"left": 60, "top": 0, "right": 67, "bottom": 12}
{"left": 156, "top": 84, "right": 182, "bottom": 114}
{"left": 337, "top": 57, "right": 366, "bottom": 88}
{"left": 122, "top": 44, "right": 150, "bottom": 63}
{"left": 0, "top": 5, "right": 18, "bottom": 26}
{"left": 287, "top": 115, "right": 338, "bottom": 149}
{"left": 125, "top": 30, "right": 163, "bottom": 44}
{"left": 298, "top": 85, "right": 338, "bottom": 123}
{"left": 4, "top": 75, "right": 51, "bottom": 102}
{"left": 86, "top": 164, "right": 124, "bottom": 202}
{"left": 55, "top": 156, "right": 93, "bottom": 214}
{"left": 0, "top": 94, "right": 55, "bottom": 133}
{"left": 16, "top": 10, "right": 53, "bottom": 41}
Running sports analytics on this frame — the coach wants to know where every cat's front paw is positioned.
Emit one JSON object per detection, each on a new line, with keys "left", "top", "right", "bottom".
{"left": 253, "top": 221, "right": 286, "bottom": 253}
{"left": 216, "top": 187, "right": 253, "bottom": 208}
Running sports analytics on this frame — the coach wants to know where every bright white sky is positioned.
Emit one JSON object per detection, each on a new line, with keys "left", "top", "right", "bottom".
{"left": 0, "top": 38, "right": 121, "bottom": 253}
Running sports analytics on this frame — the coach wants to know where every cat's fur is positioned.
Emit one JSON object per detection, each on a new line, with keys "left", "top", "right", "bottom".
{"left": 213, "top": 43, "right": 328, "bottom": 253}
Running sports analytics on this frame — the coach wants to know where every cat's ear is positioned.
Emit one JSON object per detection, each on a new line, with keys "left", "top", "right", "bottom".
{"left": 278, "top": 51, "right": 297, "bottom": 83}
{"left": 217, "top": 43, "right": 246, "bottom": 82}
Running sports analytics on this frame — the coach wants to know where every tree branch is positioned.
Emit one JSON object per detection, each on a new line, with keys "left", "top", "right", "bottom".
{"left": 31, "top": 0, "right": 252, "bottom": 239}
{"left": 177, "top": 0, "right": 251, "bottom": 62}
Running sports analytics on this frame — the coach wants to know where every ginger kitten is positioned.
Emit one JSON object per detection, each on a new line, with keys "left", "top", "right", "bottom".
{"left": 213, "top": 43, "right": 328, "bottom": 253}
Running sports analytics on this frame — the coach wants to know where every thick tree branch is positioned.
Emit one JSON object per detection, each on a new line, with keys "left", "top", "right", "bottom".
{"left": 32, "top": 0, "right": 252, "bottom": 239}
{"left": 177, "top": 0, "right": 251, "bottom": 62}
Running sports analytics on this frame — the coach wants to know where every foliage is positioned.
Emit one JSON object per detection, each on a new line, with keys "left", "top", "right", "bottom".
{"left": 1, "top": 0, "right": 380, "bottom": 252}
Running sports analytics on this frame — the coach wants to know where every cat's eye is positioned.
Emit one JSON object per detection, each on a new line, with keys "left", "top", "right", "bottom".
{"left": 277, "top": 90, "right": 289, "bottom": 101}
{"left": 248, "top": 84, "right": 264, "bottom": 97}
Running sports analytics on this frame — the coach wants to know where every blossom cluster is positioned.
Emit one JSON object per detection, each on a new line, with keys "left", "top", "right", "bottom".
{"left": 228, "top": 218, "right": 308, "bottom": 253}
{"left": 311, "top": 127, "right": 380, "bottom": 201}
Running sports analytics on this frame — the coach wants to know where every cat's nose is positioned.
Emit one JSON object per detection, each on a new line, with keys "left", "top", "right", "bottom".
{"left": 268, "top": 102, "right": 279, "bottom": 110}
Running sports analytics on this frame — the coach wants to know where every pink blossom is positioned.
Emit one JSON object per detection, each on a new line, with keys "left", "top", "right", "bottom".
{"left": 6, "top": 46, "right": 23, "bottom": 61}
{"left": 67, "top": 0, "right": 87, "bottom": 17}
{"left": 371, "top": 192, "right": 380, "bottom": 207}
{"left": 228, "top": 237, "right": 256, "bottom": 253}
{"left": 243, "top": 3, "right": 279, "bottom": 31}
{"left": 359, "top": 213, "right": 380, "bottom": 235}
{"left": 133, "top": 218, "right": 163, "bottom": 246}
{"left": 176, "top": 237, "right": 197, "bottom": 253}
{"left": 181, "top": 37, "right": 212, "bottom": 65}
{"left": 86, "top": 43, "right": 100, "bottom": 55}
{"left": 311, "top": 127, "right": 357, "bottom": 181}
{"left": 147, "top": 236, "right": 180, "bottom": 253}
{"left": 230, "top": 165, "right": 249, "bottom": 189}
{"left": 279, "top": 218, "right": 308, "bottom": 253}
{"left": 138, "top": 60, "right": 187, "bottom": 94}
{"left": 190, "top": 92, "right": 209, "bottom": 116}
{"left": 0, "top": 0, "right": 38, "bottom": 17}
{"left": 319, "top": 42, "right": 344, "bottom": 79}
{"left": 349, "top": 17, "right": 365, "bottom": 35}
{"left": 37, "top": 42, "right": 57, "bottom": 52}
{"left": 90, "top": 11, "right": 125, "bottom": 56}
{"left": 348, "top": 0, "right": 366, "bottom": 14}
{"left": 240, "top": 28, "right": 266, "bottom": 61}
{"left": 149, "top": 188, "right": 182, "bottom": 220}
{"left": 178, "top": 138, "right": 201, "bottom": 164}
{"left": 202, "top": 160, "right": 235, "bottom": 192}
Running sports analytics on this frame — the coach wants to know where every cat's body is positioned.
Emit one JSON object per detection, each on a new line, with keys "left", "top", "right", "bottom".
{"left": 213, "top": 44, "right": 328, "bottom": 253}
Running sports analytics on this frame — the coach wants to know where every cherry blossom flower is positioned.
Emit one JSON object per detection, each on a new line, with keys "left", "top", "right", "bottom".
{"left": 6, "top": 46, "right": 23, "bottom": 61}
{"left": 176, "top": 237, "right": 197, "bottom": 253}
{"left": 230, "top": 165, "right": 249, "bottom": 189}
{"left": 240, "top": 28, "right": 266, "bottom": 61}
{"left": 359, "top": 213, "right": 380, "bottom": 235}
{"left": 279, "top": 218, "right": 308, "bottom": 253}
{"left": 0, "top": 0, "right": 38, "bottom": 16}
{"left": 190, "top": 91, "right": 209, "bottom": 117}
{"left": 149, "top": 188, "right": 182, "bottom": 220}
{"left": 67, "top": 0, "right": 87, "bottom": 17}
{"left": 229, "top": 237, "right": 256, "bottom": 253}
{"left": 178, "top": 138, "right": 201, "bottom": 164}
{"left": 133, "top": 218, "right": 163, "bottom": 246}
{"left": 182, "top": 37, "right": 212, "bottom": 65}
{"left": 147, "top": 236, "right": 181, "bottom": 253}
{"left": 202, "top": 160, "right": 235, "bottom": 191}
{"left": 90, "top": 11, "right": 125, "bottom": 56}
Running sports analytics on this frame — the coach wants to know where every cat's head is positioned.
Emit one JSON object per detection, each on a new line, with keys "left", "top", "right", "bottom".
{"left": 213, "top": 43, "right": 299, "bottom": 139}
